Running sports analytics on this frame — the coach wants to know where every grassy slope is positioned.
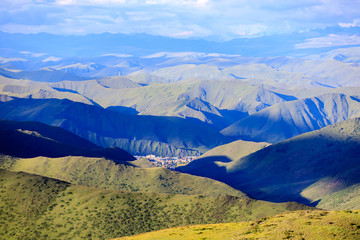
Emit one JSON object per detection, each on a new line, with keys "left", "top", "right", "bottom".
{"left": 316, "top": 183, "right": 360, "bottom": 210}
{"left": 115, "top": 210, "right": 360, "bottom": 240}
{"left": 0, "top": 169, "right": 311, "bottom": 240}
{"left": 199, "top": 139, "right": 270, "bottom": 161}
{"left": 0, "top": 155, "right": 246, "bottom": 197}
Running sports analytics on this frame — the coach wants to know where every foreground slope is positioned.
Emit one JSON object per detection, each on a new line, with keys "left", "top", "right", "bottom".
{"left": 0, "top": 169, "right": 311, "bottom": 240}
{"left": 0, "top": 98, "right": 230, "bottom": 156}
{"left": 115, "top": 210, "right": 360, "bottom": 240}
{"left": 0, "top": 119, "right": 135, "bottom": 162}
{"left": 180, "top": 118, "right": 360, "bottom": 208}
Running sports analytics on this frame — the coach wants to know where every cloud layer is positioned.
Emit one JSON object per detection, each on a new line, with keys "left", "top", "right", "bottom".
{"left": 1, "top": 0, "right": 360, "bottom": 40}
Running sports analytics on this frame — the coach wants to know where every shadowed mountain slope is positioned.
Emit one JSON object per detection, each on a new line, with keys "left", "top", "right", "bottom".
{"left": 0, "top": 98, "right": 229, "bottom": 156}
{"left": 221, "top": 93, "right": 360, "bottom": 143}
{"left": 0, "top": 169, "right": 311, "bottom": 240}
{"left": 179, "top": 118, "right": 360, "bottom": 209}
{"left": 0, "top": 119, "right": 135, "bottom": 162}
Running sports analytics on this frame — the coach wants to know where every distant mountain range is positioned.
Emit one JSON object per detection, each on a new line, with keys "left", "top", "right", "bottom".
{"left": 1, "top": 27, "right": 360, "bottom": 57}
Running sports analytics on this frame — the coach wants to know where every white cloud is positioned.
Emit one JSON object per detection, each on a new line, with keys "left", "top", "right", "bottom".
{"left": 20, "top": 51, "right": 47, "bottom": 57}
{"left": 42, "top": 56, "right": 62, "bottom": 62}
{"left": 171, "top": 31, "right": 194, "bottom": 38}
{"left": 339, "top": 19, "right": 360, "bottom": 28}
{"left": 1, "top": 0, "right": 360, "bottom": 40}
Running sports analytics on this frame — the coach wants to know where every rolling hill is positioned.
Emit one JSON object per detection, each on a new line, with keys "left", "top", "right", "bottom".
{"left": 0, "top": 169, "right": 311, "bottom": 240}
{"left": 179, "top": 117, "right": 360, "bottom": 209}
{"left": 0, "top": 155, "right": 246, "bottom": 197}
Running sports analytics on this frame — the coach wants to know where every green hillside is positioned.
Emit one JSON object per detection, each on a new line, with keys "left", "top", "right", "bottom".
{"left": 0, "top": 155, "right": 246, "bottom": 197}
{"left": 179, "top": 118, "right": 360, "bottom": 209}
{"left": 114, "top": 210, "right": 360, "bottom": 240}
{"left": 0, "top": 169, "right": 311, "bottom": 240}
{"left": 198, "top": 139, "right": 270, "bottom": 161}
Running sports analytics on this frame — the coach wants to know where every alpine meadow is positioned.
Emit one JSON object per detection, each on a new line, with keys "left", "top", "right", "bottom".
{"left": 1, "top": 0, "right": 360, "bottom": 239}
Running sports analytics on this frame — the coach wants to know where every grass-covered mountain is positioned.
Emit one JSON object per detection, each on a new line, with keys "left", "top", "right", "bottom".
{"left": 0, "top": 118, "right": 247, "bottom": 197}
{"left": 115, "top": 210, "right": 360, "bottom": 240}
{"left": 0, "top": 169, "right": 311, "bottom": 240}
{"left": 0, "top": 75, "right": 92, "bottom": 105}
{"left": 179, "top": 117, "right": 360, "bottom": 209}
{"left": 0, "top": 155, "right": 246, "bottom": 197}
{"left": 0, "top": 98, "right": 230, "bottom": 156}
{"left": 0, "top": 119, "right": 135, "bottom": 162}
{"left": 198, "top": 139, "right": 270, "bottom": 161}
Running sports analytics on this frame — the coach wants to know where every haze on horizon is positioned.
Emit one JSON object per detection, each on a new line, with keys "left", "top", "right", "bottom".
{"left": 1, "top": 0, "right": 360, "bottom": 43}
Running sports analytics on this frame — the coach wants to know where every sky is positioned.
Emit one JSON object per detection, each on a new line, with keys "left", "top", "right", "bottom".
{"left": 0, "top": 0, "right": 360, "bottom": 41}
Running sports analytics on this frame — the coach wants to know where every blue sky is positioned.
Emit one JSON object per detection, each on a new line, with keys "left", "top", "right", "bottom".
{"left": 1, "top": 0, "right": 360, "bottom": 42}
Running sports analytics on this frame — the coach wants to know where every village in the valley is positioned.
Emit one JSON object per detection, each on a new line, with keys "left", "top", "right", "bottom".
{"left": 135, "top": 155, "right": 198, "bottom": 169}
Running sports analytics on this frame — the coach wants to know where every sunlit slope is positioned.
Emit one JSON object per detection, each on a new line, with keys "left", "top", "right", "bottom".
{"left": 0, "top": 169, "right": 311, "bottom": 240}
{"left": 50, "top": 79, "right": 294, "bottom": 118}
{"left": 0, "top": 155, "right": 247, "bottom": 197}
{"left": 114, "top": 210, "right": 360, "bottom": 240}
{"left": 0, "top": 119, "right": 135, "bottom": 162}
{"left": 199, "top": 139, "right": 270, "bottom": 161}
{"left": 0, "top": 98, "right": 229, "bottom": 156}
{"left": 180, "top": 118, "right": 360, "bottom": 208}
